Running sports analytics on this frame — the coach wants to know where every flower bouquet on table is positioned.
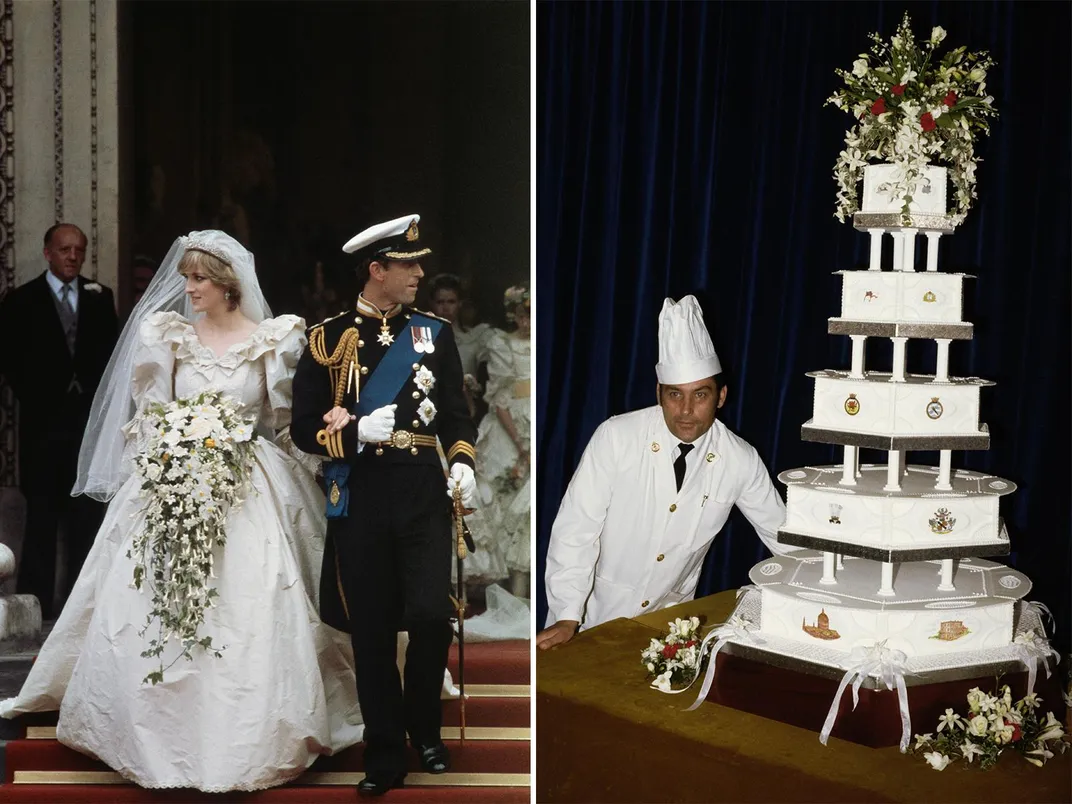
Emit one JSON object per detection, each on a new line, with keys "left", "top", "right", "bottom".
{"left": 826, "top": 12, "right": 997, "bottom": 225}
{"left": 128, "top": 389, "right": 259, "bottom": 685}
{"left": 910, "top": 684, "right": 1069, "bottom": 770}
{"left": 641, "top": 616, "right": 713, "bottom": 693}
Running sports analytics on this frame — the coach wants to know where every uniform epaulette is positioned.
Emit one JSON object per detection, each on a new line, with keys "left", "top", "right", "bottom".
{"left": 308, "top": 310, "right": 350, "bottom": 331}
{"left": 410, "top": 307, "right": 451, "bottom": 325}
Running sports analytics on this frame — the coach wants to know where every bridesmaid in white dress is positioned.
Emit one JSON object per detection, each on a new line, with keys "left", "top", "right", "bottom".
{"left": 0, "top": 231, "right": 362, "bottom": 792}
{"left": 463, "top": 286, "right": 531, "bottom": 640}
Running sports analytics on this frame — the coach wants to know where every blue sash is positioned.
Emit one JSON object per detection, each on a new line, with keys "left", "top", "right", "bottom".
{"left": 354, "top": 313, "right": 442, "bottom": 417}
{"left": 323, "top": 313, "right": 441, "bottom": 519}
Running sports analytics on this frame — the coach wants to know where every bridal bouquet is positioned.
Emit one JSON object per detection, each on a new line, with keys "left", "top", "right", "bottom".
{"left": 128, "top": 389, "right": 258, "bottom": 685}
{"left": 641, "top": 616, "right": 711, "bottom": 693}
{"left": 910, "top": 684, "right": 1068, "bottom": 770}
{"left": 826, "top": 12, "right": 998, "bottom": 224}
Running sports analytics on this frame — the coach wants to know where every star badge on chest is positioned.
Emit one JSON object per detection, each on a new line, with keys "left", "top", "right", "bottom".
{"left": 377, "top": 326, "right": 395, "bottom": 346}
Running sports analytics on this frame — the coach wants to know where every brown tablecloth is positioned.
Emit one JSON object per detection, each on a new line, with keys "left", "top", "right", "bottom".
{"left": 536, "top": 591, "right": 1071, "bottom": 803}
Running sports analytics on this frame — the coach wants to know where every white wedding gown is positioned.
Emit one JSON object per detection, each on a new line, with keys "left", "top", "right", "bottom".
{"left": 0, "top": 311, "right": 363, "bottom": 791}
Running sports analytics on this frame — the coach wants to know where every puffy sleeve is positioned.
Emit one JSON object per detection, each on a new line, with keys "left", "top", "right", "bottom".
{"left": 483, "top": 329, "right": 515, "bottom": 409}
{"left": 260, "top": 314, "right": 324, "bottom": 474}
{"left": 130, "top": 311, "right": 183, "bottom": 410}
{"left": 119, "top": 311, "right": 183, "bottom": 453}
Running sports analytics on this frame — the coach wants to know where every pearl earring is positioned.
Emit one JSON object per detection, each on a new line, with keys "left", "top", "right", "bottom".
{"left": 224, "top": 291, "right": 231, "bottom": 300}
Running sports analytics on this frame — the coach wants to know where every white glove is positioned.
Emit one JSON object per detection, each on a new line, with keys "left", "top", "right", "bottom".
{"left": 448, "top": 463, "right": 478, "bottom": 509}
{"left": 357, "top": 404, "right": 396, "bottom": 443}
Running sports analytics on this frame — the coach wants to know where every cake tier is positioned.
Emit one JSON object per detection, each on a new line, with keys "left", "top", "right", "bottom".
{"left": 748, "top": 552, "right": 1031, "bottom": 658}
{"left": 723, "top": 587, "right": 1047, "bottom": 685}
{"left": 777, "top": 465, "right": 1016, "bottom": 562}
{"left": 837, "top": 270, "right": 972, "bottom": 325}
{"left": 804, "top": 371, "right": 991, "bottom": 445}
{"left": 861, "top": 164, "right": 946, "bottom": 216}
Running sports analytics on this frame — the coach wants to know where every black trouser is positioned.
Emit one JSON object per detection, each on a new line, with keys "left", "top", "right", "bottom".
{"left": 16, "top": 426, "right": 103, "bottom": 620}
{"left": 335, "top": 462, "right": 455, "bottom": 777}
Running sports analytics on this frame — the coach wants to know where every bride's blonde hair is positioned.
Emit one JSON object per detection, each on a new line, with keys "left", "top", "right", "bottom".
{"left": 178, "top": 249, "right": 242, "bottom": 311}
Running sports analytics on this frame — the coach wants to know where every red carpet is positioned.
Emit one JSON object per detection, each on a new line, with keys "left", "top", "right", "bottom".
{"left": 1, "top": 640, "right": 531, "bottom": 803}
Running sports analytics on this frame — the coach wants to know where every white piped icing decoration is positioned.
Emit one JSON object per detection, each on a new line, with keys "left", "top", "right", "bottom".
{"left": 759, "top": 562, "right": 784, "bottom": 576}
{"left": 998, "top": 576, "right": 1022, "bottom": 589}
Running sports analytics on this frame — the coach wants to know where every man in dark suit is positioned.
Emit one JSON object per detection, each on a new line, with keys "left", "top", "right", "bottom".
{"left": 0, "top": 223, "right": 119, "bottom": 618}
{"left": 290, "top": 214, "right": 478, "bottom": 797}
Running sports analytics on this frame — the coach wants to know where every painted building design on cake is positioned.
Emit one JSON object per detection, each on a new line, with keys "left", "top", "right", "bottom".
{"left": 802, "top": 609, "right": 841, "bottom": 640}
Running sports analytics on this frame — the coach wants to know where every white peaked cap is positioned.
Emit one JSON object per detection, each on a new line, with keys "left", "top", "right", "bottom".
{"left": 342, "top": 214, "right": 429, "bottom": 258}
{"left": 655, "top": 295, "right": 722, "bottom": 385}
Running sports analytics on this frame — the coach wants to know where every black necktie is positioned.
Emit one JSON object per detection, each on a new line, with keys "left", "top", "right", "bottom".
{"left": 674, "top": 443, "right": 694, "bottom": 492}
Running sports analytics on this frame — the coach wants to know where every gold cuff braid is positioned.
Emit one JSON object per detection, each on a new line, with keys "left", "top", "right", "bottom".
{"left": 447, "top": 441, "right": 477, "bottom": 462}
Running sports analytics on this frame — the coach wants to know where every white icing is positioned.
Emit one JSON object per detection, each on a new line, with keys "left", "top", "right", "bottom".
{"left": 840, "top": 271, "right": 966, "bottom": 323}
{"left": 809, "top": 374, "right": 986, "bottom": 436}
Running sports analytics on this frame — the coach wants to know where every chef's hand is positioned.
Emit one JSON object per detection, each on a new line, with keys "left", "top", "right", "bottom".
{"left": 322, "top": 406, "right": 356, "bottom": 434}
{"left": 448, "top": 463, "right": 478, "bottom": 509}
{"left": 357, "top": 404, "right": 396, "bottom": 443}
{"left": 536, "top": 620, "right": 580, "bottom": 650}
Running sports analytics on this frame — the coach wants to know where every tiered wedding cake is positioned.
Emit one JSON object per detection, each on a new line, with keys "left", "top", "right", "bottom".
{"left": 710, "top": 165, "right": 1058, "bottom": 747}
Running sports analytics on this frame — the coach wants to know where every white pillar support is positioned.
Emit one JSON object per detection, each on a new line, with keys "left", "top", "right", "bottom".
{"left": 836, "top": 554, "right": 845, "bottom": 570}
{"left": 935, "top": 338, "right": 951, "bottom": 382}
{"left": 868, "top": 229, "right": 884, "bottom": 271}
{"left": 820, "top": 552, "right": 837, "bottom": 585}
{"left": 849, "top": 335, "right": 867, "bottom": 378}
{"left": 901, "top": 228, "right": 918, "bottom": 272}
{"left": 925, "top": 232, "right": 942, "bottom": 272}
{"left": 891, "top": 336, "right": 908, "bottom": 382}
{"left": 891, "top": 231, "right": 904, "bottom": 276}
{"left": 938, "top": 559, "right": 956, "bottom": 592}
{"left": 937, "top": 450, "right": 953, "bottom": 490}
{"left": 900, "top": 448, "right": 908, "bottom": 477}
{"left": 884, "top": 452, "right": 902, "bottom": 492}
{"left": 878, "top": 562, "right": 896, "bottom": 596}
{"left": 840, "top": 445, "right": 857, "bottom": 486}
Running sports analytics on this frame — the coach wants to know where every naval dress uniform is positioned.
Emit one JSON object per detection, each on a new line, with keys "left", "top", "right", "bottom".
{"left": 290, "top": 296, "right": 476, "bottom": 778}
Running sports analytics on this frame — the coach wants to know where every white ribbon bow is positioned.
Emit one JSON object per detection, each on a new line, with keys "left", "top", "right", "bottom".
{"left": 1012, "top": 630, "right": 1058, "bottom": 697}
{"left": 820, "top": 640, "right": 913, "bottom": 753}
{"left": 679, "top": 614, "right": 765, "bottom": 711}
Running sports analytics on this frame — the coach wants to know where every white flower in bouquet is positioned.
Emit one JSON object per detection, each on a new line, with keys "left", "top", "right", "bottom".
{"left": 966, "top": 714, "right": 989, "bottom": 737}
{"left": 960, "top": 741, "right": 983, "bottom": 763}
{"left": 937, "top": 708, "right": 964, "bottom": 733}
{"left": 923, "top": 752, "right": 951, "bottom": 771}
{"left": 852, "top": 58, "right": 869, "bottom": 77}
{"left": 1025, "top": 746, "right": 1055, "bottom": 768}
{"left": 1018, "top": 692, "right": 1041, "bottom": 711}
{"left": 930, "top": 26, "right": 947, "bottom": 44}
{"left": 1036, "top": 712, "right": 1066, "bottom": 743}
{"left": 913, "top": 733, "right": 933, "bottom": 750}
{"left": 652, "top": 670, "right": 674, "bottom": 693}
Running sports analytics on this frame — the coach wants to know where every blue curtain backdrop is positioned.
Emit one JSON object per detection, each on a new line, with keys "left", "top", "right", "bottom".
{"left": 536, "top": 0, "right": 1071, "bottom": 654}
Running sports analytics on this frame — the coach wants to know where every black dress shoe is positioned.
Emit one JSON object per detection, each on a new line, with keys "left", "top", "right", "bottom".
{"left": 415, "top": 741, "right": 451, "bottom": 774}
{"left": 357, "top": 772, "right": 406, "bottom": 797}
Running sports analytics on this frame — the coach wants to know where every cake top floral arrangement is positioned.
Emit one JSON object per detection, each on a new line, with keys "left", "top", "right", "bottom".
{"left": 826, "top": 12, "right": 998, "bottom": 225}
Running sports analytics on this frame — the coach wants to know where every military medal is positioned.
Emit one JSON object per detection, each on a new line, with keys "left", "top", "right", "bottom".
{"left": 377, "top": 316, "right": 394, "bottom": 346}
{"left": 411, "top": 325, "right": 436, "bottom": 354}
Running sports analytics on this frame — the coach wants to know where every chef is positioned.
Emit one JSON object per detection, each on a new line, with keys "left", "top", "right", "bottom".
{"left": 537, "top": 295, "right": 794, "bottom": 650}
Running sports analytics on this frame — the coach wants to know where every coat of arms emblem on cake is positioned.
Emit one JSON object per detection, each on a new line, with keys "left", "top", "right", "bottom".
{"left": 929, "top": 507, "right": 956, "bottom": 534}
{"left": 844, "top": 394, "right": 860, "bottom": 415}
{"left": 801, "top": 609, "right": 841, "bottom": 640}
{"left": 930, "top": 620, "right": 971, "bottom": 641}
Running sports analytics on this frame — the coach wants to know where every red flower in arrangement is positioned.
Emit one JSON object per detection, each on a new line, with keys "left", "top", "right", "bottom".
{"left": 1006, "top": 720, "right": 1023, "bottom": 742}
{"left": 943, "top": 90, "right": 958, "bottom": 107}
{"left": 920, "top": 112, "right": 936, "bottom": 131}
{"left": 684, "top": 639, "right": 697, "bottom": 648}
{"left": 891, "top": 84, "right": 906, "bottom": 96}
{"left": 662, "top": 644, "right": 679, "bottom": 659}
{"left": 871, "top": 97, "right": 887, "bottom": 115}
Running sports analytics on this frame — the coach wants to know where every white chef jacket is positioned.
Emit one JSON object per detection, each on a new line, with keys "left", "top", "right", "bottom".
{"left": 544, "top": 405, "right": 792, "bottom": 630}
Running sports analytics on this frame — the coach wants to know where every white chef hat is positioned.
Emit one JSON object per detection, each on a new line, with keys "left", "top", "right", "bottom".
{"left": 655, "top": 295, "right": 722, "bottom": 385}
